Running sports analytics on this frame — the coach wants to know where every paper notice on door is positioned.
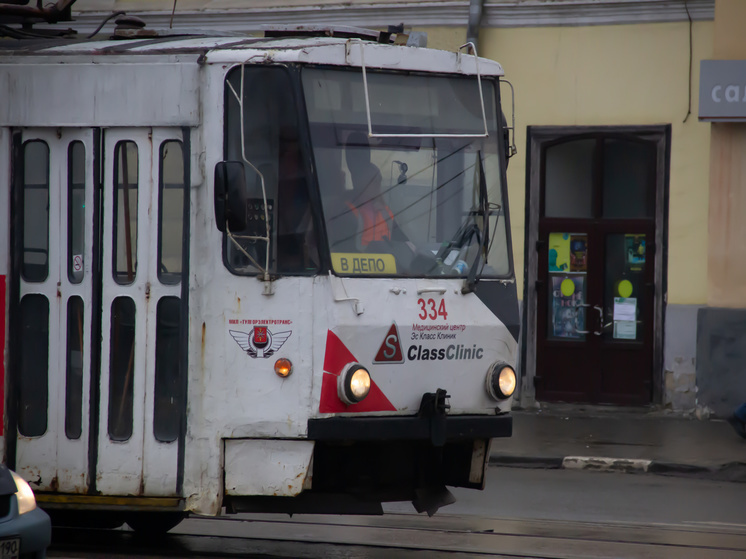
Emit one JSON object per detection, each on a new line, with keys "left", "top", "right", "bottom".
{"left": 613, "top": 297, "right": 637, "bottom": 339}
{"left": 613, "top": 297, "right": 636, "bottom": 321}
{"left": 614, "top": 321, "right": 637, "bottom": 340}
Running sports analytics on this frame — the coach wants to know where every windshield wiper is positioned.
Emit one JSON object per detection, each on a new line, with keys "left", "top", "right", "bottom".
{"left": 462, "top": 150, "right": 490, "bottom": 293}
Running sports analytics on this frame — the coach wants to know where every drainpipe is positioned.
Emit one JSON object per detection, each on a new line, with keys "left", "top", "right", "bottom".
{"left": 466, "top": 0, "right": 484, "bottom": 53}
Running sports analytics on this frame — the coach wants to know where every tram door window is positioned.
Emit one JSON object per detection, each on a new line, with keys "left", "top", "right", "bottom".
{"left": 18, "top": 294, "right": 49, "bottom": 437}
{"left": 65, "top": 296, "right": 84, "bottom": 440}
{"left": 112, "top": 141, "right": 139, "bottom": 285}
{"left": 66, "top": 143, "right": 86, "bottom": 441}
{"left": 15, "top": 129, "right": 96, "bottom": 493}
{"left": 21, "top": 140, "right": 50, "bottom": 282}
{"left": 97, "top": 128, "right": 186, "bottom": 497}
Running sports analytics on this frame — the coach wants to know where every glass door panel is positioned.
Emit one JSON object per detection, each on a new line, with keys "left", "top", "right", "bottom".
{"left": 547, "top": 232, "right": 588, "bottom": 340}
{"left": 544, "top": 140, "right": 595, "bottom": 218}
{"left": 602, "top": 233, "right": 647, "bottom": 342}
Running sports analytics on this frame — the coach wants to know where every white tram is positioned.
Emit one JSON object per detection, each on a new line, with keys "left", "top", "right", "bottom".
{"left": 0, "top": 23, "right": 519, "bottom": 529}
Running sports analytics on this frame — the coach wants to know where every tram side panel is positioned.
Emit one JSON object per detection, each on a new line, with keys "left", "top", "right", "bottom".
{"left": 184, "top": 62, "right": 318, "bottom": 514}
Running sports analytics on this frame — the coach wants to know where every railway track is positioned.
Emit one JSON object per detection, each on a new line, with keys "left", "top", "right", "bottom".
{"left": 48, "top": 511, "right": 746, "bottom": 559}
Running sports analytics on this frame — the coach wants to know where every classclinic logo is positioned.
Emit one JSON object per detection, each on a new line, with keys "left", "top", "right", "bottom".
{"left": 373, "top": 323, "right": 405, "bottom": 364}
{"left": 230, "top": 327, "right": 291, "bottom": 359}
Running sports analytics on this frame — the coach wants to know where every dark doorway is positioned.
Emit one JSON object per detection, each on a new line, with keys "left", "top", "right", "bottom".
{"left": 525, "top": 127, "right": 669, "bottom": 406}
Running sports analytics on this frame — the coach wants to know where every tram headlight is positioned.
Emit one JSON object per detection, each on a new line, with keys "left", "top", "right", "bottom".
{"left": 485, "top": 362, "right": 516, "bottom": 400}
{"left": 338, "top": 363, "right": 371, "bottom": 405}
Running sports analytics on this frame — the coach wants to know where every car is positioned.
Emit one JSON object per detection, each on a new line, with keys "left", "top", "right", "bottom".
{"left": 0, "top": 465, "right": 51, "bottom": 559}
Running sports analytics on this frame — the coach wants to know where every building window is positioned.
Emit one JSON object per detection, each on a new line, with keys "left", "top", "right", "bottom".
{"left": 544, "top": 139, "right": 594, "bottom": 219}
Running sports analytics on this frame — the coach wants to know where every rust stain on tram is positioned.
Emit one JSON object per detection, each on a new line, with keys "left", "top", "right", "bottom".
{"left": 201, "top": 321, "right": 206, "bottom": 369}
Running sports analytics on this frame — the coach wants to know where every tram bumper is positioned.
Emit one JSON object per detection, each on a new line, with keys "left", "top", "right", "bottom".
{"left": 307, "top": 390, "right": 512, "bottom": 515}
{"left": 309, "top": 388, "right": 512, "bottom": 444}
{"left": 307, "top": 409, "right": 512, "bottom": 443}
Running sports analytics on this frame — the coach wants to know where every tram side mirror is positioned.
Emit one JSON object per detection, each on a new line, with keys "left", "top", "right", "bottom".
{"left": 214, "top": 161, "right": 248, "bottom": 232}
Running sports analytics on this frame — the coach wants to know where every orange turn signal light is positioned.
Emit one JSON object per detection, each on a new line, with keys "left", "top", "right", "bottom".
{"left": 274, "top": 358, "right": 293, "bottom": 378}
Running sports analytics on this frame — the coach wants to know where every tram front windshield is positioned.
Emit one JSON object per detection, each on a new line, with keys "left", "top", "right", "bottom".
{"left": 302, "top": 68, "right": 511, "bottom": 278}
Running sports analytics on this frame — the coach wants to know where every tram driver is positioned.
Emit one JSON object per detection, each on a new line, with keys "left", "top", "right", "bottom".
{"left": 340, "top": 132, "right": 398, "bottom": 251}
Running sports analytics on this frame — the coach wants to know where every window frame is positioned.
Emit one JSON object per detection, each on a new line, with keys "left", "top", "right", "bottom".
{"left": 220, "top": 64, "right": 323, "bottom": 278}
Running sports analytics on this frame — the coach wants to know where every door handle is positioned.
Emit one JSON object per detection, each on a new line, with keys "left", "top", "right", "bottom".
{"left": 592, "top": 305, "right": 603, "bottom": 336}
{"left": 573, "top": 304, "right": 603, "bottom": 335}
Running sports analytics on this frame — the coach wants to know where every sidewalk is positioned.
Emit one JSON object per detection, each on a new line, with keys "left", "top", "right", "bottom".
{"left": 490, "top": 405, "right": 746, "bottom": 482}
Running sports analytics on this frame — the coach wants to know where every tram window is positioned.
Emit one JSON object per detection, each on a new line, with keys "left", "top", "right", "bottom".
{"left": 65, "top": 296, "right": 84, "bottom": 439}
{"left": 158, "top": 141, "right": 184, "bottom": 284}
{"left": 19, "top": 294, "right": 49, "bottom": 437}
{"left": 22, "top": 140, "right": 50, "bottom": 283}
{"left": 223, "top": 66, "right": 319, "bottom": 275}
{"left": 108, "top": 297, "right": 135, "bottom": 441}
{"left": 302, "top": 68, "right": 511, "bottom": 278}
{"left": 113, "top": 141, "right": 138, "bottom": 285}
{"left": 153, "top": 297, "right": 181, "bottom": 442}
{"left": 68, "top": 141, "right": 86, "bottom": 283}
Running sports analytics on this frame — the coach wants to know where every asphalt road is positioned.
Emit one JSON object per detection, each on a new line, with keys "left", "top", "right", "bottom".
{"left": 48, "top": 467, "right": 746, "bottom": 558}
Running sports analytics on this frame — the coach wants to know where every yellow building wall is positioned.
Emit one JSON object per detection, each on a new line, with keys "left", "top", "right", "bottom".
{"left": 425, "top": 22, "right": 713, "bottom": 305}
{"left": 713, "top": 0, "right": 746, "bottom": 59}
{"left": 707, "top": 0, "right": 746, "bottom": 308}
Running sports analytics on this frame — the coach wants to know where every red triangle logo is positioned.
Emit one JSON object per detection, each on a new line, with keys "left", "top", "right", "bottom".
{"left": 373, "top": 323, "right": 404, "bottom": 364}
{"left": 319, "top": 330, "right": 396, "bottom": 413}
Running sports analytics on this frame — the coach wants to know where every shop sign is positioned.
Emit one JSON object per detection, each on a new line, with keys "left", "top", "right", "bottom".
{"left": 699, "top": 60, "right": 746, "bottom": 121}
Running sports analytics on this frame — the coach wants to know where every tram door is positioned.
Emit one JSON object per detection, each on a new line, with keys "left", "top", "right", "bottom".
{"left": 97, "top": 128, "right": 186, "bottom": 496}
{"left": 14, "top": 127, "right": 187, "bottom": 497}
{"left": 15, "top": 128, "right": 96, "bottom": 493}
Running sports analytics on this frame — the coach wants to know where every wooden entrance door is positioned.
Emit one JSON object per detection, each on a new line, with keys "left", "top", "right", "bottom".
{"left": 534, "top": 133, "right": 660, "bottom": 405}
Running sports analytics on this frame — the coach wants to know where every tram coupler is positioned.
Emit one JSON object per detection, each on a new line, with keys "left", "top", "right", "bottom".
{"left": 417, "top": 388, "right": 451, "bottom": 447}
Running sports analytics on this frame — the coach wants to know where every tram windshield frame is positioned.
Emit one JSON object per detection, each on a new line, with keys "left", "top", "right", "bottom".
{"left": 301, "top": 66, "right": 512, "bottom": 279}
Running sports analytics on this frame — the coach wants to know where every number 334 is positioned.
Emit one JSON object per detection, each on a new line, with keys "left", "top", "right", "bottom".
{"left": 418, "top": 298, "right": 448, "bottom": 320}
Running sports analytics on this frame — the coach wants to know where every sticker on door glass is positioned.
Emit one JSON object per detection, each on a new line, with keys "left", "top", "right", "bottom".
{"left": 625, "top": 234, "right": 645, "bottom": 271}
{"left": 569, "top": 235, "right": 587, "bottom": 272}
{"left": 548, "top": 233, "right": 570, "bottom": 272}
{"left": 72, "top": 254, "right": 83, "bottom": 273}
{"left": 551, "top": 276, "right": 585, "bottom": 338}
{"left": 613, "top": 296, "right": 637, "bottom": 339}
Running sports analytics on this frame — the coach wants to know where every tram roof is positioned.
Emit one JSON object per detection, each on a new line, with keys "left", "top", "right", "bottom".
{"left": 0, "top": 30, "right": 504, "bottom": 77}
{"left": 0, "top": 27, "right": 503, "bottom": 127}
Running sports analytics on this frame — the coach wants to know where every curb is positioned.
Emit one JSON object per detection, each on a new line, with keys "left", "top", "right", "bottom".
{"left": 489, "top": 455, "right": 746, "bottom": 482}
{"left": 562, "top": 456, "right": 651, "bottom": 473}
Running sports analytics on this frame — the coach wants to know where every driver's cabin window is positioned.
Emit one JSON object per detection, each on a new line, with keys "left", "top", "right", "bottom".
{"left": 223, "top": 66, "right": 319, "bottom": 275}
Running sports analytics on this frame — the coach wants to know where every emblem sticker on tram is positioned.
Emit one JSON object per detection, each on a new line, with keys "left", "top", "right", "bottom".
{"left": 373, "top": 323, "right": 405, "bottom": 364}
{"left": 229, "top": 327, "right": 292, "bottom": 359}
